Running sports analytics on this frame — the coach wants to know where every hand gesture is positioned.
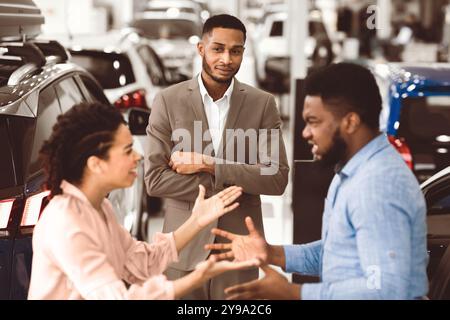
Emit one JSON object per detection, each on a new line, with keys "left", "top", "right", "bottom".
{"left": 194, "top": 255, "right": 261, "bottom": 284}
{"left": 225, "top": 265, "right": 299, "bottom": 300}
{"left": 192, "top": 185, "right": 243, "bottom": 228}
{"left": 205, "top": 217, "right": 268, "bottom": 264}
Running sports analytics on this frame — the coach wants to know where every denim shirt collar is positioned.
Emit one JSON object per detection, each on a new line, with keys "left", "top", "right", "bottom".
{"left": 338, "top": 134, "right": 390, "bottom": 179}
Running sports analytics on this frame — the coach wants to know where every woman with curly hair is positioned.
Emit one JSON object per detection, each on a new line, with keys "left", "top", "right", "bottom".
{"left": 28, "top": 102, "right": 258, "bottom": 300}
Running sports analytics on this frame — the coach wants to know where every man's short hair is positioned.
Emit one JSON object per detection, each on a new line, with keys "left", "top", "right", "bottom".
{"left": 202, "top": 14, "right": 246, "bottom": 42}
{"left": 304, "top": 63, "right": 382, "bottom": 130}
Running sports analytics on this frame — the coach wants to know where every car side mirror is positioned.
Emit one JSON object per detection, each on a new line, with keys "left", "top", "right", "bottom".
{"left": 128, "top": 108, "right": 150, "bottom": 136}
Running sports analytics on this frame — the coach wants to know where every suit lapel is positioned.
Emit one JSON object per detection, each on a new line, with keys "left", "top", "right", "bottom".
{"left": 188, "top": 78, "right": 211, "bottom": 154}
{"left": 217, "top": 79, "right": 246, "bottom": 158}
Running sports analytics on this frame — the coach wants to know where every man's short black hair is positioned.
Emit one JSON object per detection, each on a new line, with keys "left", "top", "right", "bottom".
{"left": 304, "top": 63, "right": 382, "bottom": 130}
{"left": 202, "top": 14, "right": 246, "bottom": 42}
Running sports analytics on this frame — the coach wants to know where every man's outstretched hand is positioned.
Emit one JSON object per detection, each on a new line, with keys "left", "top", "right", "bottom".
{"left": 205, "top": 217, "right": 269, "bottom": 264}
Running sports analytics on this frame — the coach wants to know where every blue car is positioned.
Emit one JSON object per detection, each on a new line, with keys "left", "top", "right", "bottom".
{"left": 370, "top": 63, "right": 450, "bottom": 183}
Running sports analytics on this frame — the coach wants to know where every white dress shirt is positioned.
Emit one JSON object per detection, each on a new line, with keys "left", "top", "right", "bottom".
{"left": 198, "top": 74, "right": 234, "bottom": 155}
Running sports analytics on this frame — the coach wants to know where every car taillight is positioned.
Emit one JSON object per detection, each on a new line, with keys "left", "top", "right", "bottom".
{"left": 114, "top": 89, "right": 148, "bottom": 110}
{"left": 20, "top": 190, "right": 50, "bottom": 227}
{"left": 388, "top": 135, "right": 413, "bottom": 170}
{"left": 0, "top": 199, "right": 15, "bottom": 229}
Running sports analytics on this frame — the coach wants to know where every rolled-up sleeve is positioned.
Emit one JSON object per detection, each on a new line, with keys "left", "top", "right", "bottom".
{"left": 284, "top": 240, "right": 322, "bottom": 276}
{"left": 301, "top": 170, "right": 427, "bottom": 300}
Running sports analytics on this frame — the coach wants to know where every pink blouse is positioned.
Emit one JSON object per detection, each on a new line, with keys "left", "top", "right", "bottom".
{"left": 28, "top": 181, "right": 178, "bottom": 300}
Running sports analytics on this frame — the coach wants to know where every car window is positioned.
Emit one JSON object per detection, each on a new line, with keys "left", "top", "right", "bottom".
{"left": 28, "top": 86, "right": 61, "bottom": 177}
{"left": 427, "top": 185, "right": 450, "bottom": 237}
{"left": 78, "top": 75, "right": 110, "bottom": 105}
{"left": 70, "top": 51, "right": 136, "bottom": 90}
{"left": 400, "top": 96, "right": 450, "bottom": 141}
{"left": 137, "top": 45, "right": 166, "bottom": 86}
{"left": 55, "top": 77, "right": 87, "bottom": 113}
{"left": 399, "top": 96, "right": 450, "bottom": 182}
{"left": 0, "top": 117, "right": 16, "bottom": 189}
{"left": 270, "top": 20, "right": 283, "bottom": 37}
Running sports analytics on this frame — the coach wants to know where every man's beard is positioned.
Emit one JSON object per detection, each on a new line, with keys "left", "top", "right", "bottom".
{"left": 202, "top": 56, "right": 239, "bottom": 84}
{"left": 317, "top": 129, "right": 347, "bottom": 168}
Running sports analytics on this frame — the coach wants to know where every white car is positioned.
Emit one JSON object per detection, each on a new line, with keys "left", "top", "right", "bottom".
{"left": 59, "top": 29, "right": 168, "bottom": 239}
{"left": 253, "top": 10, "right": 333, "bottom": 85}
{"left": 66, "top": 29, "right": 168, "bottom": 108}
{"left": 131, "top": 11, "right": 202, "bottom": 79}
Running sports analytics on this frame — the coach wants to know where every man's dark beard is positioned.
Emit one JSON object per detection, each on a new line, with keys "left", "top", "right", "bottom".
{"left": 202, "top": 56, "right": 239, "bottom": 84}
{"left": 318, "top": 130, "right": 347, "bottom": 168}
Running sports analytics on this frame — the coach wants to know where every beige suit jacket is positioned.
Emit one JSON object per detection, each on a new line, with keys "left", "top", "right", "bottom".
{"left": 145, "top": 77, "right": 289, "bottom": 271}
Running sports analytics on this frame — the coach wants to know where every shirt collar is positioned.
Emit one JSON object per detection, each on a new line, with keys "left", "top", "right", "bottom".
{"left": 197, "top": 73, "right": 234, "bottom": 104}
{"left": 338, "top": 133, "right": 390, "bottom": 178}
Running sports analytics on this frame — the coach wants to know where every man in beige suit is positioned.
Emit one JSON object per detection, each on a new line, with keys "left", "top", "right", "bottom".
{"left": 145, "top": 14, "right": 289, "bottom": 299}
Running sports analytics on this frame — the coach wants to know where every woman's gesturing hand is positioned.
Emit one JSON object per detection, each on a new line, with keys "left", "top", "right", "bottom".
{"left": 193, "top": 255, "right": 261, "bottom": 286}
{"left": 192, "top": 185, "right": 243, "bottom": 228}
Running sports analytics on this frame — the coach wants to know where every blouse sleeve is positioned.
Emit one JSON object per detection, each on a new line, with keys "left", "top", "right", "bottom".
{"left": 85, "top": 277, "right": 174, "bottom": 300}
{"left": 122, "top": 232, "right": 179, "bottom": 284}
{"left": 49, "top": 211, "right": 175, "bottom": 300}
{"left": 103, "top": 199, "right": 178, "bottom": 284}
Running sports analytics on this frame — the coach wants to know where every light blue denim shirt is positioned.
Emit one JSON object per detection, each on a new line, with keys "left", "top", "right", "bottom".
{"left": 284, "top": 134, "right": 428, "bottom": 300}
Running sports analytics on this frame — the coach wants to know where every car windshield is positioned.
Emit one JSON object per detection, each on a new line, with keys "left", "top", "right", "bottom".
{"left": 398, "top": 95, "right": 450, "bottom": 182}
{"left": 131, "top": 19, "right": 201, "bottom": 40}
{"left": 70, "top": 51, "right": 136, "bottom": 90}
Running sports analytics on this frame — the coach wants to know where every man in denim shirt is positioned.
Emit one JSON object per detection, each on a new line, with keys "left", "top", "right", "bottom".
{"left": 208, "top": 63, "right": 428, "bottom": 300}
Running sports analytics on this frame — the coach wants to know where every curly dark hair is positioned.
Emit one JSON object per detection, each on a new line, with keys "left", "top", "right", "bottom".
{"left": 39, "top": 102, "right": 126, "bottom": 197}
